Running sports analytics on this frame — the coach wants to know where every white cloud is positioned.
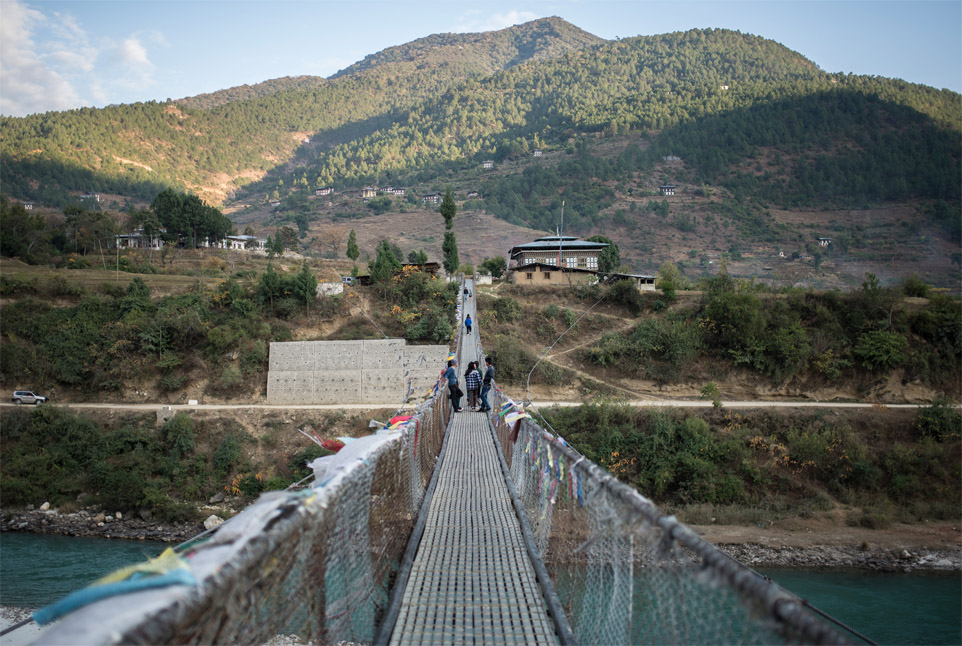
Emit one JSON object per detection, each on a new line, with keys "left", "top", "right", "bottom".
{"left": 0, "top": 0, "right": 81, "bottom": 116}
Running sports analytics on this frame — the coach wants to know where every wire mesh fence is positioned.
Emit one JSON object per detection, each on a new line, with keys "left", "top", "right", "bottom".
{"left": 37, "top": 386, "right": 451, "bottom": 645}
{"left": 485, "top": 384, "right": 850, "bottom": 645}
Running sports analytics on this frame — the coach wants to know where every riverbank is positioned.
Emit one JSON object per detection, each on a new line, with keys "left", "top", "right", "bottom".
{"left": 696, "top": 520, "right": 961, "bottom": 572}
{"left": 1, "top": 507, "right": 201, "bottom": 543}
{"left": 4, "top": 505, "right": 959, "bottom": 572}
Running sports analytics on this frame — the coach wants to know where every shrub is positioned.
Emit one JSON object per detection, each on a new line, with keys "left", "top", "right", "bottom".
{"left": 162, "top": 413, "right": 195, "bottom": 460}
{"left": 159, "top": 373, "right": 186, "bottom": 392}
{"left": 240, "top": 339, "right": 268, "bottom": 375}
{"left": 853, "top": 329, "right": 907, "bottom": 371}
{"left": 489, "top": 296, "right": 523, "bottom": 323}
{"left": 489, "top": 335, "right": 536, "bottom": 383}
{"left": 213, "top": 435, "right": 242, "bottom": 477}
{"left": 606, "top": 280, "right": 644, "bottom": 316}
{"left": 915, "top": 399, "right": 962, "bottom": 441}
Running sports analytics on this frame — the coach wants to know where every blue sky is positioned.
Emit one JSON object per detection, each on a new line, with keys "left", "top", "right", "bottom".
{"left": 1, "top": 0, "right": 959, "bottom": 117}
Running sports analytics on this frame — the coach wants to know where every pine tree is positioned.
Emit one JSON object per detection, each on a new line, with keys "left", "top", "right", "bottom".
{"left": 440, "top": 187, "right": 456, "bottom": 230}
{"left": 346, "top": 229, "right": 359, "bottom": 266}
{"left": 442, "top": 231, "right": 459, "bottom": 275}
{"left": 293, "top": 262, "right": 317, "bottom": 313}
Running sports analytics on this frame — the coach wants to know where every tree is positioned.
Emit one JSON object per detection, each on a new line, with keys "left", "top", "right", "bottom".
{"left": 440, "top": 187, "right": 456, "bottom": 230}
{"left": 407, "top": 249, "right": 428, "bottom": 264}
{"left": 257, "top": 264, "right": 283, "bottom": 310}
{"left": 480, "top": 255, "right": 506, "bottom": 279}
{"left": 316, "top": 223, "right": 347, "bottom": 258}
{"left": 346, "top": 229, "right": 359, "bottom": 266}
{"left": 657, "top": 262, "right": 680, "bottom": 301}
{"left": 293, "top": 263, "right": 317, "bottom": 313}
{"left": 586, "top": 235, "right": 620, "bottom": 273}
{"left": 442, "top": 231, "right": 459, "bottom": 275}
{"left": 369, "top": 239, "right": 402, "bottom": 284}
{"left": 277, "top": 226, "right": 299, "bottom": 251}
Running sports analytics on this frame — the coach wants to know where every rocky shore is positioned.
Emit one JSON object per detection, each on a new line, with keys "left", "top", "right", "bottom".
{"left": 718, "top": 543, "right": 960, "bottom": 573}
{"left": 1, "top": 506, "right": 202, "bottom": 543}
{"left": 4, "top": 505, "right": 959, "bottom": 573}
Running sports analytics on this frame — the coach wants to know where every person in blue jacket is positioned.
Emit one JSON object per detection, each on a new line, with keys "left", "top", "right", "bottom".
{"left": 464, "top": 314, "right": 472, "bottom": 335}
{"left": 444, "top": 359, "right": 462, "bottom": 412}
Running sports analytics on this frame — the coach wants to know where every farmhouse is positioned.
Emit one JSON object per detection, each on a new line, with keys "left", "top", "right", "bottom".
{"left": 315, "top": 187, "right": 334, "bottom": 196}
{"left": 508, "top": 235, "right": 608, "bottom": 271}
{"left": 421, "top": 193, "right": 442, "bottom": 204}
{"left": 660, "top": 184, "right": 676, "bottom": 196}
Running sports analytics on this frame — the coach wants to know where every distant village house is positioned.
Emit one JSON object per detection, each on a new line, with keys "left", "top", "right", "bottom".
{"left": 315, "top": 187, "right": 334, "bottom": 196}
{"left": 508, "top": 235, "right": 654, "bottom": 290}
{"left": 818, "top": 237, "right": 832, "bottom": 247}
{"left": 362, "top": 187, "right": 377, "bottom": 199}
{"left": 421, "top": 192, "right": 442, "bottom": 204}
{"left": 482, "top": 160, "right": 494, "bottom": 169}
{"left": 660, "top": 184, "right": 676, "bottom": 196}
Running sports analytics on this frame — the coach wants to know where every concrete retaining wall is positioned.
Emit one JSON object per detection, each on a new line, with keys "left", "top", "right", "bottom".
{"left": 267, "top": 339, "right": 448, "bottom": 404}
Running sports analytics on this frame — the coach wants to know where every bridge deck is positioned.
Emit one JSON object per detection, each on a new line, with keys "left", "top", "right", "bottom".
{"left": 390, "top": 284, "right": 558, "bottom": 645}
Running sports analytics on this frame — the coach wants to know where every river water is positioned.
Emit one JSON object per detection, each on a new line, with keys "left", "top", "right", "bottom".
{"left": 1, "top": 534, "right": 959, "bottom": 645}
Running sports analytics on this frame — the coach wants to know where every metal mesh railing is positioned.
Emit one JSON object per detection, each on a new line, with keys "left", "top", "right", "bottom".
{"left": 36, "top": 385, "right": 452, "bottom": 645}
{"left": 483, "top": 384, "right": 849, "bottom": 645}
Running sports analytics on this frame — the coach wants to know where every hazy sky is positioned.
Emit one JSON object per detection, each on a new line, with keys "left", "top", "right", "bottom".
{"left": 1, "top": 0, "right": 959, "bottom": 117}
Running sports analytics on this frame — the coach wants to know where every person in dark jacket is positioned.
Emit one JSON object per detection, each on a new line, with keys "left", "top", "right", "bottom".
{"left": 444, "top": 359, "right": 462, "bottom": 412}
{"left": 464, "top": 314, "right": 472, "bottom": 335}
{"left": 478, "top": 356, "right": 494, "bottom": 412}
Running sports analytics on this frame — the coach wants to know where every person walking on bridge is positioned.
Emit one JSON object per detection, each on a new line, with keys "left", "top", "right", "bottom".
{"left": 464, "top": 314, "right": 472, "bottom": 335}
{"left": 478, "top": 356, "right": 494, "bottom": 412}
{"left": 444, "top": 359, "right": 463, "bottom": 412}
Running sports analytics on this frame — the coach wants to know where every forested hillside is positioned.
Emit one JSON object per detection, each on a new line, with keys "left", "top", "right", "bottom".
{"left": 0, "top": 17, "right": 600, "bottom": 208}
{"left": 1, "top": 18, "right": 959, "bottom": 286}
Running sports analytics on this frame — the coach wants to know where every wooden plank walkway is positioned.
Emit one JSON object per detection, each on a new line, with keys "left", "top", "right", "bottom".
{"left": 389, "top": 284, "right": 558, "bottom": 645}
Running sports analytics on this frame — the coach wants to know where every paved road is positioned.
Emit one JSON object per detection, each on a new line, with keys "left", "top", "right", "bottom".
{"left": 0, "top": 399, "right": 941, "bottom": 412}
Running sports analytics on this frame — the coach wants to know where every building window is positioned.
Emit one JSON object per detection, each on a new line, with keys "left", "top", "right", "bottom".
{"left": 565, "top": 257, "right": 577, "bottom": 268}
{"left": 543, "top": 272, "right": 551, "bottom": 279}
{"left": 525, "top": 273, "right": 533, "bottom": 280}
{"left": 587, "top": 257, "right": 598, "bottom": 270}
{"left": 577, "top": 257, "right": 587, "bottom": 268}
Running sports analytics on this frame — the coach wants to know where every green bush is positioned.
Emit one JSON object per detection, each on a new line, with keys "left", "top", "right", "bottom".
{"left": 915, "top": 399, "right": 962, "bottom": 441}
{"left": 489, "top": 296, "right": 523, "bottom": 323}
{"left": 488, "top": 335, "right": 537, "bottom": 383}
{"left": 606, "top": 280, "right": 644, "bottom": 316}
{"left": 162, "top": 413, "right": 195, "bottom": 460}
{"left": 853, "top": 329, "right": 907, "bottom": 370}
{"left": 213, "top": 434, "right": 242, "bottom": 477}
{"left": 159, "top": 373, "right": 186, "bottom": 392}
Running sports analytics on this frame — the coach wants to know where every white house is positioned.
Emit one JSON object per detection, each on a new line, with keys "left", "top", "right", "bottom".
{"left": 115, "top": 229, "right": 165, "bottom": 250}
{"left": 421, "top": 193, "right": 442, "bottom": 204}
{"left": 482, "top": 160, "right": 494, "bottom": 169}
{"left": 660, "top": 184, "right": 676, "bottom": 196}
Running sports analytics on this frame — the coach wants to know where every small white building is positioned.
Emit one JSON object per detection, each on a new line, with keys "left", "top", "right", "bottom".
{"left": 362, "top": 187, "right": 377, "bottom": 199}
{"left": 421, "top": 193, "right": 442, "bottom": 204}
{"left": 482, "top": 160, "right": 494, "bottom": 169}
{"left": 818, "top": 237, "right": 832, "bottom": 247}
{"left": 533, "top": 150, "right": 543, "bottom": 158}
{"left": 660, "top": 184, "right": 676, "bottom": 196}
{"left": 315, "top": 187, "right": 334, "bottom": 196}
{"left": 115, "top": 229, "right": 164, "bottom": 250}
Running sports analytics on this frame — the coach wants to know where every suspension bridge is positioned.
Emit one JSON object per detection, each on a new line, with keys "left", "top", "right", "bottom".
{"left": 23, "top": 279, "right": 852, "bottom": 645}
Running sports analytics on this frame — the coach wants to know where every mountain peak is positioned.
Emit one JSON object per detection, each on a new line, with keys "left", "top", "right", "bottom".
{"left": 330, "top": 17, "right": 603, "bottom": 80}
